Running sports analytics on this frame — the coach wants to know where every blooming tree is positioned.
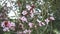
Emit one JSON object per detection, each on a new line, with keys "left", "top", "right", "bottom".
{"left": 0, "top": 0, "right": 56, "bottom": 34}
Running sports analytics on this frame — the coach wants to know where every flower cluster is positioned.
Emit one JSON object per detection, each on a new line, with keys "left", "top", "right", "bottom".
{"left": 17, "top": 29, "right": 32, "bottom": 34}
{"left": 0, "top": 0, "right": 55, "bottom": 34}
{"left": 37, "top": 16, "right": 55, "bottom": 26}
{"left": 0, "top": 16, "right": 55, "bottom": 33}
{"left": 1, "top": 20, "right": 15, "bottom": 32}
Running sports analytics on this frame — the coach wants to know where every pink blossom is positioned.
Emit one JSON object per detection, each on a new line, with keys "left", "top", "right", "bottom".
{"left": 26, "top": 4, "right": 32, "bottom": 10}
{"left": 17, "top": 31, "right": 25, "bottom": 34}
{"left": 37, "top": 19, "right": 42, "bottom": 26}
{"left": 45, "top": 18, "right": 50, "bottom": 24}
{"left": 23, "top": 29, "right": 32, "bottom": 34}
{"left": 20, "top": 16, "right": 27, "bottom": 22}
{"left": 28, "top": 22, "right": 34, "bottom": 28}
{"left": 17, "top": 31, "right": 22, "bottom": 34}
{"left": 29, "top": 9, "right": 34, "bottom": 18}
{"left": 1, "top": 21, "right": 15, "bottom": 28}
{"left": 30, "top": 13, "right": 34, "bottom": 18}
{"left": 50, "top": 16, "right": 55, "bottom": 20}
{"left": 1, "top": 21, "right": 16, "bottom": 31}
{"left": 37, "top": 19, "right": 45, "bottom": 26}
{"left": 10, "top": 22, "right": 15, "bottom": 27}
{"left": 28, "top": 29, "right": 32, "bottom": 34}
{"left": 10, "top": 27, "right": 15, "bottom": 31}
{"left": 39, "top": 23, "right": 42, "bottom": 26}
{"left": 23, "top": 29, "right": 28, "bottom": 33}
{"left": 9, "top": 22, "right": 15, "bottom": 30}
{"left": 30, "top": 10, "right": 33, "bottom": 13}
{"left": 3, "top": 27, "right": 10, "bottom": 32}
{"left": 39, "top": 22, "right": 45, "bottom": 26}
{"left": 41, "top": 22, "right": 45, "bottom": 25}
{"left": 22, "top": 10, "right": 28, "bottom": 15}
{"left": 1, "top": 21, "right": 11, "bottom": 28}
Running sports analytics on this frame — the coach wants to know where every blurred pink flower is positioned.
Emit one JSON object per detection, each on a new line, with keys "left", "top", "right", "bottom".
{"left": 30, "top": 10, "right": 33, "bottom": 13}
{"left": 1, "top": 21, "right": 15, "bottom": 31}
{"left": 30, "top": 13, "right": 34, "bottom": 18}
{"left": 10, "top": 22, "right": 15, "bottom": 27}
{"left": 29, "top": 9, "right": 34, "bottom": 18}
{"left": 3, "top": 27, "right": 10, "bottom": 32}
{"left": 1, "top": 21, "right": 11, "bottom": 28}
{"left": 26, "top": 4, "right": 32, "bottom": 10}
{"left": 17, "top": 31, "right": 26, "bottom": 34}
{"left": 41, "top": 22, "right": 45, "bottom": 25}
{"left": 20, "top": 16, "right": 27, "bottom": 22}
{"left": 39, "top": 23, "right": 42, "bottom": 26}
{"left": 39, "top": 22, "right": 45, "bottom": 26}
{"left": 9, "top": 22, "right": 15, "bottom": 30}
{"left": 50, "top": 16, "right": 55, "bottom": 20}
{"left": 22, "top": 10, "right": 28, "bottom": 15}
{"left": 45, "top": 18, "right": 50, "bottom": 24}
{"left": 37, "top": 19, "right": 45, "bottom": 26}
{"left": 28, "top": 29, "right": 32, "bottom": 34}
{"left": 23, "top": 29, "right": 28, "bottom": 33}
{"left": 23, "top": 29, "right": 32, "bottom": 34}
{"left": 28, "top": 22, "right": 34, "bottom": 28}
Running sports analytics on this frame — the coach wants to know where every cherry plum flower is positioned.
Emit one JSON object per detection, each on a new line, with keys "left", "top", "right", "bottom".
{"left": 1, "top": 21, "right": 11, "bottom": 28}
{"left": 23, "top": 29, "right": 32, "bottom": 34}
{"left": 17, "top": 31, "right": 26, "bottom": 34}
{"left": 29, "top": 9, "right": 34, "bottom": 18}
{"left": 23, "top": 29, "right": 28, "bottom": 33}
{"left": 1, "top": 21, "right": 10, "bottom": 32}
{"left": 10, "top": 22, "right": 15, "bottom": 27}
{"left": 28, "top": 29, "right": 32, "bottom": 34}
{"left": 28, "top": 22, "right": 34, "bottom": 28}
{"left": 41, "top": 22, "right": 45, "bottom": 25}
{"left": 30, "top": 13, "right": 34, "bottom": 18}
{"left": 38, "top": 23, "right": 42, "bottom": 26}
{"left": 20, "top": 16, "right": 27, "bottom": 22}
{"left": 9, "top": 22, "right": 15, "bottom": 31}
{"left": 45, "top": 18, "right": 50, "bottom": 24}
{"left": 26, "top": 4, "right": 32, "bottom": 10}
{"left": 49, "top": 16, "right": 55, "bottom": 20}
{"left": 1, "top": 21, "right": 16, "bottom": 31}
{"left": 22, "top": 10, "right": 28, "bottom": 15}
{"left": 37, "top": 19, "right": 45, "bottom": 26}
{"left": 39, "top": 22, "right": 45, "bottom": 26}
{"left": 3, "top": 27, "right": 10, "bottom": 32}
